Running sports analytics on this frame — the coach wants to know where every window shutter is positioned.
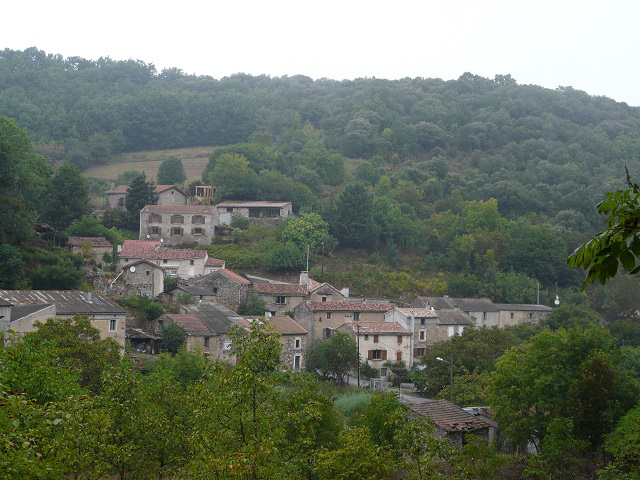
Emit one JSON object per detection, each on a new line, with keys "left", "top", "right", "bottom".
{"left": 158, "top": 215, "right": 162, "bottom": 223}
{"left": 368, "top": 350, "right": 373, "bottom": 360}
{"left": 147, "top": 227, "right": 152, "bottom": 235}
{"left": 191, "top": 228, "right": 195, "bottom": 234}
{"left": 396, "top": 352, "right": 402, "bottom": 361}
{"left": 180, "top": 228, "right": 184, "bottom": 236}
{"left": 158, "top": 227, "right": 162, "bottom": 235}
{"left": 148, "top": 215, "right": 153, "bottom": 222}
{"left": 382, "top": 350, "right": 387, "bottom": 360}
{"left": 414, "top": 348, "right": 419, "bottom": 356}
{"left": 170, "top": 228, "right": 174, "bottom": 236}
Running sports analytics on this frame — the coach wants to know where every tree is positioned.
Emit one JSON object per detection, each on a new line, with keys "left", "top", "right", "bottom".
{"left": 125, "top": 173, "right": 158, "bottom": 218}
{"left": 280, "top": 212, "right": 335, "bottom": 254}
{"left": 44, "top": 163, "right": 92, "bottom": 230}
{"left": 569, "top": 168, "right": 640, "bottom": 286}
{"left": 542, "top": 303, "right": 600, "bottom": 330}
{"left": 0, "top": 244, "right": 24, "bottom": 288}
{"left": 157, "top": 156, "right": 186, "bottom": 185}
{"left": 66, "top": 215, "right": 123, "bottom": 247}
{"left": 162, "top": 323, "right": 186, "bottom": 355}
{"left": 305, "top": 333, "right": 359, "bottom": 384}
{"left": 604, "top": 403, "right": 640, "bottom": 476}
{"left": 265, "top": 242, "right": 306, "bottom": 271}
{"left": 207, "top": 153, "right": 257, "bottom": 200}
{"left": 29, "top": 264, "right": 83, "bottom": 290}
{"left": 331, "top": 184, "right": 376, "bottom": 249}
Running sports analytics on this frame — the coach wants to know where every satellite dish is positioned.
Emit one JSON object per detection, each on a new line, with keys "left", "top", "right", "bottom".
{"left": 160, "top": 238, "right": 164, "bottom": 243}
{"left": 129, "top": 266, "right": 136, "bottom": 273}
{"left": 554, "top": 295, "right": 560, "bottom": 306}
{"left": 146, "top": 234, "right": 150, "bottom": 239}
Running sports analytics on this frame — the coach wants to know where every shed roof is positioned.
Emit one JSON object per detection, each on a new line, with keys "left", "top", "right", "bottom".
{"left": 10, "top": 304, "right": 55, "bottom": 322}
{"left": 67, "top": 236, "right": 113, "bottom": 248}
{"left": 410, "top": 400, "right": 490, "bottom": 433}
{"left": 181, "top": 302, "right": 244, "bottom": 335}
{"left": 435, "top": 310, "right": 475, "bottom": 326}
{"left": 0, "top": 290, "right": 125, "bottom": 315}
{"left": 163, "top": 313, "right": 210, "bottom": 335}
{"left": 254, "top": 283, "right": 308, "bottom": 295}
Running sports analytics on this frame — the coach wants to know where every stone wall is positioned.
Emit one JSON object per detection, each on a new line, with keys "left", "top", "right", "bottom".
{"left": 189, "top": 273, "right": 250, "bottom": 310}
{"left": 140, "top": 212, "right": 215, "bottom": 246}
{"left": 157, "top": 188, "right": 188, "bottom": 206}
{"left": 279, "top": 334, "right": 306, "bottom": 371}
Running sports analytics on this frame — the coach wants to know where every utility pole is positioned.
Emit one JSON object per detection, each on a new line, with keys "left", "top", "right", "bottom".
{"left": 357, "top": 323, "right": 361, "bottom": 387}
{"left": 537, "top": 280, "right": 540, "bottom": 305}
{"left": 409, "top": 311, "right": 415, "bottom": 370}
{"left": 449, "top": 353, "right": 454, "bottom": 403}
{"left": 306, "top": 244, "right": 310, "bottom": 273}
{"left": 321, "top": 241, "right": 325, "bottom": 283}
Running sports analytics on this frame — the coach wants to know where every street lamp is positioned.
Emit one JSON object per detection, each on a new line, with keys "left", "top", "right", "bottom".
{"left": 436, "top": 354, "right": 454, "bottom": 403}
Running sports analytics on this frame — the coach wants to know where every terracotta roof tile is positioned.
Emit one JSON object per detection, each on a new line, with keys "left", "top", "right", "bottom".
{"left": 220, "top": 269, "right": 251, "bottom": 284}
{"left": 306, "top": 278, "right": 322, "bottom": 291}
{"left": 343, "top": 321, "right": 410, "bottom": 334}
{"left": 396, "top": 307, "right": 438, "bottom": 318}
{"left": 119, "top": 240, "right": 206, "bottom": 260}
{"left": 68, "top": 236, "right": 113, "bottom": 248}
{"left": 308, "top": 301, "right": 393, "bottom": 313}
{"left": 239, "top": 315, "right": 308, "bottom": 335}
{"left": 254, "top": 283, "right": 307, "bottom": 295}
{"left": 164, "top": 313, "right": 210, "bottom": 334}
{"left": 206, "top": 257, "right": 225, "bottom": 267}
{"left": 410, "top": 400, "right": 490, "bottom": 433}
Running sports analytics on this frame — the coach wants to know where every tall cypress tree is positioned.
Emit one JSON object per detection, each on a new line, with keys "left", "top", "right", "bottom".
{"left": 332, "top": 184, "right": 376, "bottom": 249}
{"left": 125, "top": 173, "right": 158, "bottom": 228}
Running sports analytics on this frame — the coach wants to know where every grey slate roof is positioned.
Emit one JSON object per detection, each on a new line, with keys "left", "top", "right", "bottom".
{"left": 410, "top": 400, "right": 490, "bottom": 433}
{"left": 412, "top": 296, "right": 454, "bottom": 309}
{"left": 0, "top": 297, "right": 12, "bottom": 306}
{"left": 435, "top": 310, "right": 475, "bottom": 326}
{"left": 10, "top": 304, "right": 54, "bottom": 322}
{"left": 494, "top": 303, "right": 552, "bottom": 312}
{"left": 412, "top": 296, "right": 497, "bottom": 312}
{"left": 0, "top": 290, "right": 125, "bottom": 315}
{"left": 171, "top": 285, "right": 218, "bottom": 296}
{"left": 180, "top": 302, "right": 243, "bottom": 335}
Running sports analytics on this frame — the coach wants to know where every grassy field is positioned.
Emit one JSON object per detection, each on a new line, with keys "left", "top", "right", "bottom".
{"left": 83, "top": 146, "right": 216, "bottom": 183}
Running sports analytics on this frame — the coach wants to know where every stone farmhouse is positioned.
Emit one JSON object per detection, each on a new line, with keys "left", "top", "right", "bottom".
{"left": 185, "top": 269, "right": 252, "bottom": 310}
{"left": 238, "top": 315, "right": 308, "bottom": 371}
{"left": 294, "top": 300, "right": 394, "bottom": 343}
{"left": 118, "top": 240, "right": 208, "bottom": 279}
{"left": 338, "top": 321, "right": 411, "bottom": 378}
{"left": 215, "top": 201, "right": 293, "bottom": 226}
{"left": 140, "top": 205, "right": 217, "bottom": 246}
{"left": 106, "top": 184, "right": 188, "bottom": 210}
{"left": 67, "top": 236, "right": 113, "bottom": 263}
{"left": 111, "top": 259, "right": 165, "bottom": 299}
{"left": 253, "top": 282, "right": 308, "bottom": 316}
{"left": 162, "top": 285, "right": 218, "bottom": 304}
{"left": 494, "top": 303, "right": 552, "bottom": 327}
{"left": 0, "top": 290, "right": 126, "bottom": 349}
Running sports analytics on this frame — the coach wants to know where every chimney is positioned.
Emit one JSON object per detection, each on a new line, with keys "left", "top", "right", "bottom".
{"left": 83, "top": 291, "right": 92, "bottom": 303}
{"left": 110, "top": 179, "right": 115, "bottom": 190}
{"left": 299, "top": 271, "right": 309, "bottom": 286}
{"left": 117, "top": 244, "right": 122, "bottom": 253}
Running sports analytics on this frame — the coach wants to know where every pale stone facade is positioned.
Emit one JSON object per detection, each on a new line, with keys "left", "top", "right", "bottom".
{"left": 113, "top": 260, "right": 165, "bottom": 299}
{"left": 495, "top": 304, "right": 552, "bottom": 327}
{"left": 185, "top": 270, "right": 252, "bottom": 310}
{"left": 140, "top": 205, "right": 216, "bottom": 246}
{"left": 216, "top": 201, "right": 293, "bottom": 227}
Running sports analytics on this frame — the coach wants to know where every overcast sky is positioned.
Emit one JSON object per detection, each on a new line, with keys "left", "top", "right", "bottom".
{"left": 4, "top": 0, "right": 640, "bottom": 105}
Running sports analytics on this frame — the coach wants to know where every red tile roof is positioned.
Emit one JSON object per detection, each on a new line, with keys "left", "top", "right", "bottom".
{"left": 254, "top": 283, "right": 308, "bottom": 295}
{"left": 216, "top": 201, "right": 291, "bottom": 208}
{"left": 395, "top": 307, "right": 438, "bottom": 318}
{"left": 410, "top": 400, "right": 490, "bottom": 433}
{"left": 119, "top": 240, "right": 206, "bottom": 260}
{"left": 342, "top": 321, "right": 410, "bottom": 335}
{"left": 142, "top": 205, "right": 216, "bottom": 214}
{"left": 121, "top": 259, "right": 164, "bottom": 270}
{"left": 220, "top": 269, "right": 251, "bottom": 284}
{"left": 306, "top": 278, "right": 322, "bottom": 291}
{"left": 308, "top": 301, "right": 393, "bottom": 313}
{"left": 164, "top": 313, "right": 210, "bottom": 335}
{"left": 206, "top": 257, "right": 225, "bottom": 267}
{"left": 67, "top": 236, "right": 113, "bottom": 248}
{"left": 239, "top": 315, "right": 308, "bottom": 335}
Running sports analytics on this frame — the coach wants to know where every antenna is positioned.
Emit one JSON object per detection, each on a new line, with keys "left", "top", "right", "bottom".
{"left": 306, "top": 244, "right": 309, "bottom": 272}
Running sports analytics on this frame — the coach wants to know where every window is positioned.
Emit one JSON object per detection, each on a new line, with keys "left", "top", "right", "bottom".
{"left": 192, "top": 215, "right": 205, "bottom": 224}
{"left": 321, "top": 296, "right": 327, "bottom": 302}
{"left": 396, "top": 351, "right": 402, "bottom": 361}
{"left": 373, "top": 335, "right": 379, "bottom": 343}
{"left": 448, "top": 326, "right": 455, "bottom": 337}
{"left": 249, "top": 208, "right": 260, "bottom": 218}
{"left": 151, "top": 226, "right": 160, "bottom": 235}
{"left": 414, "top": 347, "right": 426, "bottom": 357}
{"left": 294, "top": 354, "right": 301, "bottom": 371}
{"left": 213, "top": 288, "right": 218, "bottom": 294}
{"left": 149, "top": 213, "right": 162, "bottom": 222}
{"left": 267, "top": 208, "right": 280, "bottom": 218}
{"left": 529, "top": 312, "right": 533, "bottom": 319}
{"left": 368, "top": 349, "right": 387, "bottom": 360}
{"left": 204, "top": 337, "right": 210, "bottom": 348}
{"left": 226, "top": 207, "right": 233, "bottom": 213}
{"left": 482, "top": 312, "right": 487, "bottom": 320}
{"left": 276, "top": 296, "right": 286, "bottom": 305}
{"left": 326, "top": 312, "right": 331, "bottom": 320}
{"left": 223, "top": 340, "right": 232, "bottom": 351}
{"left": 109, "top": 319, "right": 117, "bottom": 332}
{"left": 419, "top": 330, "right": 426, "bottom": 341}
{"left": 323, "top": 328, "right": 333, "bottom": 339}
{"left": 421, "top": 318, "right": 425, "bottom": 326}
{"left": 193, "top": 227, "right": 203, "bottom": 235}
{"left": 397, "top": 335, "right": 403, "bottom": 344}
{"left": 354, "top": 312, "right": 360, "bottom": 321}
{"left": 163, "top": 259, "right": 168, "bottom": 264}
{"left": 510, "top": 312, "right": 514, "bottom": 319}
{"left": 171, "top": 227, "right": 182, "bottom": 236}
{"left": 458, "top": 325, "right": 465, "bottom": 335}
{"left": 380, "top": 367, "right": 388, "bottom": 378}
{"left": 171, "top": 215, "right": 184, "bottom": 224}
{"left": 294, "top": 337, "right": 301, "bottom": 349}
{"left": 364, "top": 334, "right": 369, "bottom": 340}
{"left": 190, "top": 260, "right": 194, "bottom": 266}
{"left": 117, "top": 197, "right": 124, "bottom": 206}
{"left": 146, "top": 270, "right": 150, "bottom": 276}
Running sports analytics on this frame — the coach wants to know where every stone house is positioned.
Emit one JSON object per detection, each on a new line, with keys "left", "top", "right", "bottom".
{"left": 294, "top": 301, "right": 394, "bottom": 343}
{"left": 106, "top": 184, "right": 188, "bottom": 210}
{"left": 162, "top": 285, "right": 218, "bottom": 304}
{"left": 410, "top": 400, "right": 491, "bottom": 447}
{"left": 238, "top": 315, "right": 308, "bottom": 371}
{"left": 67, "top": 236, "right": 113, "bottom": 263}
{"left": 412, "top": 296, "right": 500, "bottom": 327}
{"left": 140, "top": 205, "right": 216, "bottom": 246}
{"left": 111, "top": 260, "right": 165, "bottom": 299}
{"left": 0, "top": 290, "right": 127, "bottom": 349}
{"left": 205, "top": 257, "right": 226, "bottom": 274}
{"left": 494, "top": 303, "right": 552, "bottom": 327}
{"left": 253, "top": 283, "right": 308, "bottom": 316}
{"left": 216, "top": 201, "right": 293, "bottom": 227}
{"left": 1, "top": 300, "right": 56, "bottom": 345}
{"left": 338, "top": 321, "right": 411, "bottom": 378}
{"left": 299, "top": 272, "right": 349, "bottom": 301}
{"left": 185, "top": 269, "right": 252, "bottom": 310}
{"left": 159, "top": 302, "right": 245, "bottom": 362}
{"left": 118, "top": 240, "right": 208, "bottom": 279}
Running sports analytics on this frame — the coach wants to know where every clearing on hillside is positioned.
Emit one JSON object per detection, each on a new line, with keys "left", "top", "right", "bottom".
{"left": 82, "top": 146, "right": 216, "bottom": 183}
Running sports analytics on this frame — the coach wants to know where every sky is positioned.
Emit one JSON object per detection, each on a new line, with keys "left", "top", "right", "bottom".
{"left": 3, "top": 0, "right": 640, "bottom": 105}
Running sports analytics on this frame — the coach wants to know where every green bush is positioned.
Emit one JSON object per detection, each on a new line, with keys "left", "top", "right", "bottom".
{"left": 334, "top": 391, "right": 373, "bottom": 417}
{"left": 265, "top": 242, "right": 306, "bottom": 271}
{"left": 231, "top": 214, "right": 249, "bottom": 230}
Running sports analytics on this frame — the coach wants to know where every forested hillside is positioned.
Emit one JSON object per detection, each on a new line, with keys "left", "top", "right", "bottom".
{"left": 3, "top": 47, "right": 640, "bottom": 306}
